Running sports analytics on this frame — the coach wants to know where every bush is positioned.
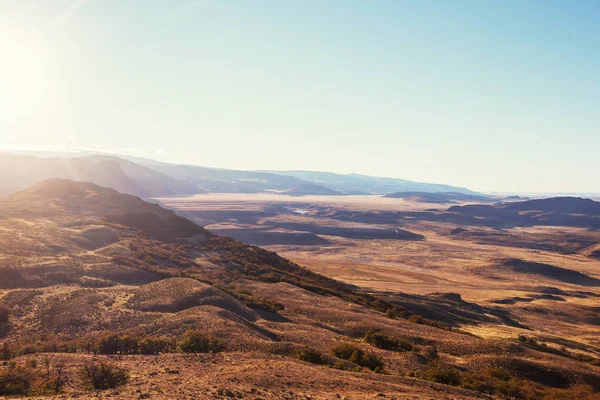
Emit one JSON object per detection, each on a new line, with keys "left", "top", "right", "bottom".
{"left": 359, "top": 352, "right": 384, "bottom": 372}
{"left": 463, "top": 368, "right": 527, "bottom": 399}
{"left": 420, "top": 362, "right": 461, "bottom": 386}
{"left": 331, "top": 342, "right": 384, "bottom": 372}
{"left": 332, "top": 342, "right": 361, "bottom": 360}
{"left": 363, "top": 330, "right": 413, "bottom": 352}
{"left": 81, "top": 361, "right": 129, "bottom": 390}
{"left": 219, "top": 285, "right": 285, "bottom": 313}
{"left": 291, "top": 347, "right": 326, "bottom": 365}
{"left": 425, "top": 346, "right": 438, "bottom": 359}
{"left": 178, "top": 331, "right": 224, "bottom": 353}
{"left": 139, "top": 337, "right": 174, "bottom": 355}
{"left": 0, "top": 367, "right": 32, "bottom": 396}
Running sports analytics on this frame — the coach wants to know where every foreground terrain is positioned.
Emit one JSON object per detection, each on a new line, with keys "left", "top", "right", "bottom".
{"left": 0, "top": 181, "right": 599, "bottom": 398}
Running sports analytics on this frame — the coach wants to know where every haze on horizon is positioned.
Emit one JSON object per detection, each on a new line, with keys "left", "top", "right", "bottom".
{"left": 1, "top": 0, "right": 599, "bottom": 194}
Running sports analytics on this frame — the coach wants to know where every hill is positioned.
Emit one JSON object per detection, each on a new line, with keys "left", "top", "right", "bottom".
{"left": 81, "top": 155, "right": 199, "bottom": 196}
{"left": 447, "top": 196, "right": 600, "bottom": 229}
{"left": 1, "top": 180, "right": 598, "bottom": 398}
{"left": 280, "top": 183, "right": 342, "bottom": 196}
{"left": 502, "top": 196, "right": 600, "bottom": 214}
{"left": 0, "top": 153, "right": 146, "bottom": 197}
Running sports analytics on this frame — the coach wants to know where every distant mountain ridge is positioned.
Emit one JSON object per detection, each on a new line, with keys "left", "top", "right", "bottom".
{"left": 0, "top": 151, "right": 479, "bottom": 198}
{"left": 450, "top": 196, "right": 600, "bottom": 215}
{"left": 262, "top": 170, "right": 478, "bottom": 195}
{"left": 384, "top": 191, "right": 492, "bottom": 203}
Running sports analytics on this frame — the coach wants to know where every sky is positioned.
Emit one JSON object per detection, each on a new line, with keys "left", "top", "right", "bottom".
{"left": 0, "top": 0, "right": 599, "bottom": 193}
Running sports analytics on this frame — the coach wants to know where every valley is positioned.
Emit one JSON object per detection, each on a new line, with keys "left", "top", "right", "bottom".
{"left": 158, "top": 193, "right": 600, "bottom": 363}
{"left": 0, "top": 180, "right": 598, "bottom": 399}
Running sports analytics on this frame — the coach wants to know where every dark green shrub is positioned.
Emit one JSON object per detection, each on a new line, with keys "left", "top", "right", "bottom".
{"left": 496, "top": 379, "right": 525, "bottom": 400}
{"left": 178, "top": 331, "right": 224, "bottom": 353}
{"left": 331, "top": 342, "right": 384, "bottom": 372}
{"left": 359, "top": 352, "right": 384, "bottom": 372}
{"left": 139, "top": 337, "right": 173, "bottom": 355}
{"left": 332, "top": 342, "right": 360, "bottom": 360}
{"left": 364, "top": 330, "right": 397, "bottom": 350}
{"left": 363, "top": 330, "right": 413, "bottom": 352}
{"left": 425, "top": 346, "right": 438, "bottom": 359}
{"left": 81, "top": 361, "right": 129, "bottom": 390}
{"left": 291, "top": 347, "right": 325, "bottom": 365}
{"left": 0, "top": 368, "right": 32, "bottom": 396}
{"left": 421, "top": 362, "right": 461, "bottom": 386}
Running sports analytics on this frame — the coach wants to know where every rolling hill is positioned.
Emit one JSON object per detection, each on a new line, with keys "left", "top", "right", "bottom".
{"left": 1, "top": 179, "right": 598, "bottom": 398}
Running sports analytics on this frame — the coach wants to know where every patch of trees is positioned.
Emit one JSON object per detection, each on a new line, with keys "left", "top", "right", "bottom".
{"left": 0, "top": 357, "right": 66, "bottom": 396}
{"left": 219, "top": 284, "right": 285, "bottom": 313}
{"left": 331, "top": 342, "right": 384, "bottom": 373}
{"left": 363, "top": 330, "right": 414, "bottom": 352}
{"left": 81, "top": 361, "right": 129, "bottom": 390}
{"left": 290, "top": 346, "right": 326, "bottom": 365}
{"left": 2, "top": 330, "right": 225, "bottom": 358}
{"left": 177, "top": 331, "right": 224, "bottom": 353}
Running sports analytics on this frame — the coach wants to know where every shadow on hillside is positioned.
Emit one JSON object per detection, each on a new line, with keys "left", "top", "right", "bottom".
{"left": 385, "top": 292, "right": 529, "bottom": 329}
{"left": 497, "top": 258, "right": 600, "bottom": 287}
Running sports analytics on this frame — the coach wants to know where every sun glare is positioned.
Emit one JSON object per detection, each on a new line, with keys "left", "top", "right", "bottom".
{"left": 0, "top": 30, "right": 51, "bottom": 120}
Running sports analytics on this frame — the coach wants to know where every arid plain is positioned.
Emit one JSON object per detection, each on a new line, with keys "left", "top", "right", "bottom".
{"left": 1, "top": 182, "right": 599, "bottom": 399}
{"left": 159, "top": 193, "right": 600, "bottom": 358}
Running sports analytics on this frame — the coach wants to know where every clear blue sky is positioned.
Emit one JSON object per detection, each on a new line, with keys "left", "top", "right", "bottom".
{"left": 1, "top": 0, "right": 599, "bottom": 193}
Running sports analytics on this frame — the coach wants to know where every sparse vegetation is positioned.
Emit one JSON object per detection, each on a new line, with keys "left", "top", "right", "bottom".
{"left": 0, "top": 358, "right": 67, "bottom": 396}
{"left": 290, "top": 346, "right": 326, "bottom": 365}
{"left": 80, "top": 361, "right": 129, "bottom": 390}
{"left": 419, "top": 362, "right": 461, "bottom": 386}
{"left": 363, "top": 330, "right": 413, "bottom": 352}
{"left": 1, "top": 178, "right": 600, "bottom": 398}
{"left": 219, "top": 284, "right": 285, "bottom": 313}
{"left": 331, "top": 342, "right": 384, "bottom": 372}
{"left": 0, "top": 366, "right": 32, "bottom": 396}
{"left": 177, "top": 331, "right": 225, "bottom": 353}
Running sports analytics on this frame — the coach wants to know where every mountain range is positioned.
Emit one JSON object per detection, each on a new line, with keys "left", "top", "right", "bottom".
{"left": 0, "top": 152, "right": 476, "bottom": 198}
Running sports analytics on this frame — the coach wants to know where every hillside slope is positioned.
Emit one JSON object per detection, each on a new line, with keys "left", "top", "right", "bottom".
{"left": 0, "top": 180, "right": 598, "bottom": 399}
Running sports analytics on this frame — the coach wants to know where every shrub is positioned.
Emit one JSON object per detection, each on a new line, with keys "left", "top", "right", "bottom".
{"left": 425, "top": 346, "right": 438, "bottom": 359}
{"left": 0, "top": 367, "right": 32, "bottom": 396}
{"left": 331, "top": 342, "right": 384, "bottom": 372}
{"left": 291, "top": 347, "right": 326, "bottom": 365}
{"left": 463, "top": 368, "right": 527, "bottom": 399}
{"left": 81, "top": 361, "right": 129, "bottom": 390}
{"left": 359, "top": 352, "right": 384, "bottom": 372}
{"left": 420, "top": 362, "right": 461, "bottom": 386}
{"left": 363, "top": 330, "right": 413, "bottom": 352}
{"left": 332, "top": 342, "right": 360, "bottom": 360}
{"left": 178, "top": 331, "right": 224, "bottom": 353}
{"left": 219, "top": 285, "right": 285, "bottom": 313}
{"left": 496, "top": 379, "right": 525, "bottom": 400}
{"left": 139, "top": 337, "right": 174, "bottom": 355}
{"left": 386, "top": 306, "right": 406, "bottom": 319}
